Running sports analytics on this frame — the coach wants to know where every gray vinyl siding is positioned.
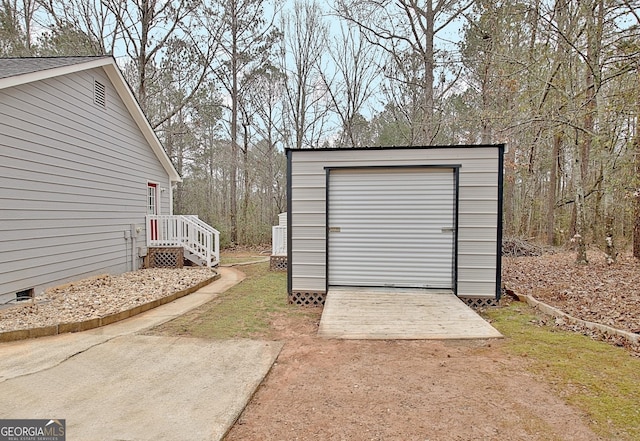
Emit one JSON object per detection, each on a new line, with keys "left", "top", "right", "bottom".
{"left": 289, "top": 146, "right": 501, "bottom": 298}
{"left": 0, "top": 67, "right": 172, "bottom": 302}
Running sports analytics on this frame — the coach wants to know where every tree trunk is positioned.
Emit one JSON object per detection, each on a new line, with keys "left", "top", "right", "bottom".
{"left": 241, "top": 119, "right": 250, "bottom": 242}
{"left": 421, "top": 0, "right": 435, "bottom": 144}
{"left": 136, "top": 0, "right": 151, "bottom": 112}
{"left": 604, "top": 191, "right": 616, "bottom": 265}
{"left": 229, "top": 0, "right": 239, "bottom": 244}
{"left": 574, "top": 135, "right": 588, "bottom": 264}
{"left": 573, "top": 0, "right": 602, "bottom": 264}
{"left": 634, "top": 64, "right": 640, "bottom": 258}
{"left": 547, "top": 131, "right": 561, "bottom": 245}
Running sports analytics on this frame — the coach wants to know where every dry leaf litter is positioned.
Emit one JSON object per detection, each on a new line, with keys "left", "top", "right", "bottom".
{"left": 502, "top": 249, "right": 640, "bottom": 354}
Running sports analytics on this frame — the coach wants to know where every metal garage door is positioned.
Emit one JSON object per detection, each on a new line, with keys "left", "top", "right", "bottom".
{"left": 328, "top": 167, "right": 456, "bottom": 288}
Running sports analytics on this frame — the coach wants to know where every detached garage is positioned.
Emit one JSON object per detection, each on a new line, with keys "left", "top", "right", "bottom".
{"left": 286, "top": 145, "right": 504, "bottom": 308}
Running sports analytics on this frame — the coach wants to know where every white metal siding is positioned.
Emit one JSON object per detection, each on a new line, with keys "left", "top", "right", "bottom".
{"left": 328, "top": 168, "right": 455, "bottom": 288}
{"left": 0, "top": 67, "right": 172, "bottom": 302}
{"left": 289, "top": 147, "right": 500, "bottom": 298}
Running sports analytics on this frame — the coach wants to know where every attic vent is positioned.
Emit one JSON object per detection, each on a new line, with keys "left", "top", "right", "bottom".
{"left": 94, "top": 80, "right": 106, "bottom": 107}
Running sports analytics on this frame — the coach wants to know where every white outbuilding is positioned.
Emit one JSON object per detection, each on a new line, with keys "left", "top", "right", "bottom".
{"left": 286, "top": 145, "right": 504, "bottom": 308}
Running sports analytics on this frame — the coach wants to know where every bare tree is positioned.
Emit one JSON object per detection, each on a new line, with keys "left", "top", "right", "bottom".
{"left": 635, "top": 60, "right": 640, "bottom": 258}
{"left": 213, "top": 0, "right": 279, "bottom": 243}
{"left": 38, "top": 0, "right": 119, "bottom": 54}
{"left": 335, "top": 0, "right": 473, "bottom": 145}
{"left": 621, "top": 0, "right": 640, "bottom": 258}
{"left": 0, "top": 0, "right": 39, "bottom": 55}
{"left": 453, "top": 0, "right": 640, "bottom": 254}
{"left": 280, "top": 0, "right": 333, "bottom": 149}
{"left": 39, "top": 0, "right": 220, "bottom": 129}
{"left": 243, "top": 64, "right": 287, "bottom": 221}
{"left": 323, "top": 22, "right": 380, "bottom": 147}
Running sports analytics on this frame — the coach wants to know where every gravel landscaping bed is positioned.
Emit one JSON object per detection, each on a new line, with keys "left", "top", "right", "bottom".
{"left": 0, "top": 267, "right": 217, "bottom": 332}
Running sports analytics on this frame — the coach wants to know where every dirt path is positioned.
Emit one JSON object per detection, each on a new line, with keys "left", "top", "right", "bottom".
{"left": 225, "top": 314, "right": 602, "bottom": 441}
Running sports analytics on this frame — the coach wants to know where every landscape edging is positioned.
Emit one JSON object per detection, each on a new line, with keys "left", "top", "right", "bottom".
{"left": 0, "top": 273, "right": 221, "bottom": 343}
{"left": 515, "top": 292, "right": 640, "bottom": 345}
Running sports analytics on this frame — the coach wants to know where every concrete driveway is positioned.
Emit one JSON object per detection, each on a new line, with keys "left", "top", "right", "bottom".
{"left": 0, "top": 267, "right": 282, "bottom": 441}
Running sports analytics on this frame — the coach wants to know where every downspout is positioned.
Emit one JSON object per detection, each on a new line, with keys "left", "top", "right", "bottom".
{"left": 131, "top": 224, "right": 137, "bottom": 271}
{"left": 169, "top": 181, "right": 175, "bottom": 215}
{"left": 124, "top": 229, "right": 131, "bottom": 271}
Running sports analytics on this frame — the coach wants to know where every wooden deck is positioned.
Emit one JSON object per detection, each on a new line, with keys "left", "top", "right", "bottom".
{"left": 318, "top": 288, "right": 503, "bottom": 340}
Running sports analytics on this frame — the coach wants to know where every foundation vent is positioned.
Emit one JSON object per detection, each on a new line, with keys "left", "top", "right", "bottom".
{"left": 16, "top": 288, "right": 34, "bottom": 302}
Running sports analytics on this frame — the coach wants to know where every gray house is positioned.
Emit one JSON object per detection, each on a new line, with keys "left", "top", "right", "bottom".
{"left": 286, "top": 145, "right": 504, "bottom": 307}
{"left": 0, "top": 56, "right": 218, "bottom": 304}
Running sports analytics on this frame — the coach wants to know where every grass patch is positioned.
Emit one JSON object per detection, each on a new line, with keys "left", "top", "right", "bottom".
{"left": 219, "top": 256, "right": 268, "bottom": 266}
{"left": 485, "top": 303, "right": 640, "bottom": 440}
{"left": 151, "top": 262, "right": 315, "bottom": 339}
{"left": 151, "top": 266, "right": 639, "bottom": 439}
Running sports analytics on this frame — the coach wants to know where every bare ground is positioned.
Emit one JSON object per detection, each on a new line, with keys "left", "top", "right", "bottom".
{"left": 226, "top": 249, "right": 640, "bottom": 441}
{"left": 226, "top": 313, "right": 604, "bottom": 441}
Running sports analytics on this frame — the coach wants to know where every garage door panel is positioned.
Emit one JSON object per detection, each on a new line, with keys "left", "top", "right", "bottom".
{"left": 330, "top": 219, "right": 453, "bottom": 228}
{"left": 329, "top": 239, "right": 454, "bottom": 249}
{"left": 328, "top": 167, "right": 456, "bottom": 289}
{"left": 331, "top": 192, "right": 453, "bottom": 201}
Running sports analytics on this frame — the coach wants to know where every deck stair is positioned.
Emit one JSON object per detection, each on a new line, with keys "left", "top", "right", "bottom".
{"left": 146, "top": 215, "right": 220, "bottom": 267}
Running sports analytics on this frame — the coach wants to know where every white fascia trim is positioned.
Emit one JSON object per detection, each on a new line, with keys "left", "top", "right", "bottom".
{"left": 0, "top": 58, "right": 113, "bottom": 90}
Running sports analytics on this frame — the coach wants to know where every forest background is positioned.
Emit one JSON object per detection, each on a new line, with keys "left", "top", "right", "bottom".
{"left": 2, "top": 0, "right": 640, "bottom": 262}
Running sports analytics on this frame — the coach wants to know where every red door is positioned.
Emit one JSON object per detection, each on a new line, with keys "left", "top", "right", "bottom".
{"left": 148, "top": 183, "right": 158, "bottom": 241}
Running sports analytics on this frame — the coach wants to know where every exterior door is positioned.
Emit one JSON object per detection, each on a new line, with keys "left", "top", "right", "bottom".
{"left": 328, "top": 167, "right": 456, "bottom": 289}
{"left": 147, "top": 183, "right": 158, "bottom": 240}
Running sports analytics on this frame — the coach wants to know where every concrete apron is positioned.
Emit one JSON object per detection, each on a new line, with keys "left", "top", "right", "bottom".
{"left": 0, "top": 267, "right": 283, "bottom": 441}
{"left": 318, "top": 287, "right": 503, "bottom": 340}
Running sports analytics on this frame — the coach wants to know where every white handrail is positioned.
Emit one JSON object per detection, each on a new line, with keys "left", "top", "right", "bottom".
{"left": 184, "top": 215, "right": 220, "bottom": 264}
{"left": 146, "top": 215, "right": 220, "bottom": 267}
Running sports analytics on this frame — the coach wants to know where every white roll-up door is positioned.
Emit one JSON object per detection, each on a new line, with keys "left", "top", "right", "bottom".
{"left": 328, "top": 167, "right": 456, "bottom": 288}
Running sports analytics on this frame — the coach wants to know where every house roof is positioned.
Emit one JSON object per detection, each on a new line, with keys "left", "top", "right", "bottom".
{"left": 0, "top": 56, "right": 181, "bottom": 183}
{"left": 0, "top": 56, "right": 103, "bottom": 79}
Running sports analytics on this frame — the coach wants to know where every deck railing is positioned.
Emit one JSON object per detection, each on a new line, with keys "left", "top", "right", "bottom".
{"left": 146, "top": 215, "right": 220, "bottom": 267}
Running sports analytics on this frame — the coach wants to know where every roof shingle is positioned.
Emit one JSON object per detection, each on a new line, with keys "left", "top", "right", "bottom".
{"left": 0, "top": 56, "right": 110, "bottom": 79}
